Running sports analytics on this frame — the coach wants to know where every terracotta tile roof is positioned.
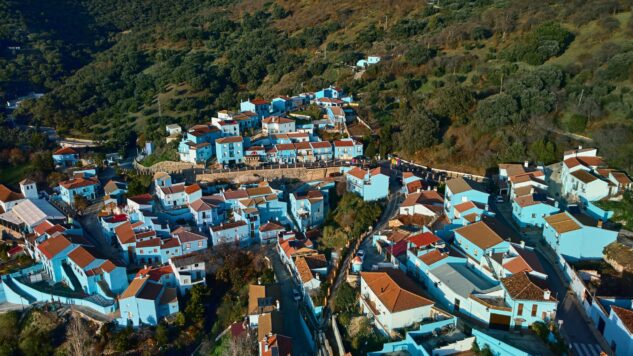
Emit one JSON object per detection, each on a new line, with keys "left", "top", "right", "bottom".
{"left": 59, "top": 177, "right": 99, "bottom": 190}
{"left": 248, "top": 284, "right": 281, "bottom": 315}
{"left": 260, "top": 221, "right": 285, "bottom": 232}
{"left": 185, "top": 184, "right": 201, "bottom": 194}
{"left": 454, "top": 201, "right": 477, "bottom": 213}
{"left": 304, "top": 254, "right": 327, "bottom": 269}
{"left": 570, "top": 169, "right": 599, "bottom": 184}
{"left": 161, "top": 238, "right": 181, "bottom": 249}
{"left": 53, "top": 147, "right": 77, "bottom": 155}
{"left": 463, "top": 213, "right": 478, "bottom": 223}
{"left": 501, "top": 272, "right": 556, "bottom": 302}
{"left": 454, "top": 219, "right": 505, "bottom": 250}
{"left": 160, "top": 185, "right": 185, "bottom": 195}
{"left": 513, "top": 186, "right": 533, "bottom": 197}
{"left": 34, "top": 220, "right": 54, "bottom": 236}
{"left": 250, "top": 98, "right": 270, "bottom": 105}
{"left": 577, "top": 156, "right": 605, "bottom": 167}
{"left": 258, "top": 311, "right": 284, "bottom": 340}
{"left": 223, "top": 189, "right": 249, "bottom": 200}
{"left": 0, "top": 184, "right": 24, "bottom": 203}
{"left": 99, "top": 260, "right": 117, "bottom": 273}
{"left": 173, "top": 229, "right": 206, "bottom": 243}
{"left": 275, "top": 143, "right": 296, "bottom": 151}
{"left": 611, "top": 171, "right": 633, "bottom": 185}
{"left": 67, "top": 246, "right": 96, "bottom": 268}
{"left": 406, "top": 180, "right": 425, "bottom": 194}
{"left": 544, "top": 212, "right": 581, "bottom": 234}
{"left": 37, "top": 235, "right": 72, "bottom": 259}
{"left": 120, "top": 277, "right": 148, "bottom": 299}
{"left": 136, "top": 265, "right": 173, "bottom": 282}
{"left": 446, "top": 177, "right": 485, "bottom": 195}
{"left": 514, "top": 195, "right": 552, "bottom": 208}
{"left": 295, "top": 257, "right": 317, "bottom": 283}
{"left": 611, "top": 306, "right": 633, "bottom": 334}
{"left": 360, "top": 269, "right": 433, "bottom": 313}
{"left": 346, "top": 167, "right": 367, "bottom": 180}
{"left": 419, "top": 249, "right": 449, "bottom": 266}
{"left": 136, "top": 238, "right": 161, "bottom": 248}
{"left": 563, "top": 157, "right": 582, "bottom": 169}
{"left": 216, "top": 136, "right": 243, "bottom": 144}
{"left": 210, "top": 220, "right": 247, "bottom": 232}
{"left": 246, "top": 186, "right": 274, "bottom": 197}
{"left": 333, "top": 139, "right": 356, "bottom": 147}
{"left": 408, "top": 232, "right": 441, "bottom": 248}
{"left": 189, "top": 199, "right": 212, "bottom": 212}
{"left": 310, "top": 141, "right": 331, "bottom": 149}
{"left": 262, "top": 116, "right": 293, "bottom": 124}
{"left": 115, "top": 222, "right": 136, "bottom": 244}
{"left": 294, "top": 141, "right": 312, "bottom": 150}
{"left": 388, "top": 230, "right": 410, "bottom": 244}
{"left": 278, "top": 238, "right": 316, "bottom": 258}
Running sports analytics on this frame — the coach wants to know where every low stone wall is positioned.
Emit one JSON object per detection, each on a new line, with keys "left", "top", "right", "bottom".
{"left": 196, "top": 166, "right": 342, "bottom": 183}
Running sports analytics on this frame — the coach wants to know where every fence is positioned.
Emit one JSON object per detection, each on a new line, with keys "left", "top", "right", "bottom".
{"left": 397, "top": 158, "right": 489, "bottom": 183}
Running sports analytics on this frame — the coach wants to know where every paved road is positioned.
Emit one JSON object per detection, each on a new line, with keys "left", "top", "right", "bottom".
{"left": 268, "top": 249, "right": 314, "bottom": 356}
{"left": 490, "top": 199, "right": 607, "bottom": 355}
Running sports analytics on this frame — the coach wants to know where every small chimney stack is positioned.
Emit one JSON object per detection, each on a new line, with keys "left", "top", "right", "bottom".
{"left": 597, "top": 220, "right": 603, "bottom": 228}
{"left": 520, "top": 240, "right": 525, "bottom": 248}
{"left": 524, "top": 161, "right": 529, "bottom": 168}
{"left": 257, "top": 277, "right": 262, "bottom": 285}
{"left": 544, "top": 289, "right": 551, "bottom": 300}
{"left": 264, "top": 336, "right": 269, "bottom": 352}
{"left": 276, "top": 299, "right": 280, "bottom": 311}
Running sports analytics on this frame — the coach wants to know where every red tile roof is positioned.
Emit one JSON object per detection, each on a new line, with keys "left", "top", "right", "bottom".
{"left": 408, "top": 232, "right": 441, "bottom": 248}
{"left": 0, "top": 184, "right": 24, "bottom": 203}
{"left": 250, "top": 98, "right": 270, "bottom": 105}
{"left": 501, "top": 272, "right": 556, "bottom": 302}
{"left": 37, "top": 235, "right": 72, "bottom": 259}
{"left": 185, "top": 184, "right": 201, "bottom": 194}
{"left": 59, "top": 177, "right": 99, "bottom": 190}
{"left": 360, "top": 270, "right": 433, "bottom": 313}
{"left": 216, "top": 136, "right": 243, "bottom": 144}
{"left": 68, "top": 246, "right": 96, "bottom": 269}
{"left": 611, "top": 306, "right": 633, "bottom": 334}
{"left": 262, "top": 116, "right": 294, "bottom": 124}
{"left": 54, "top": 147, "right": 77, "bottom": 155}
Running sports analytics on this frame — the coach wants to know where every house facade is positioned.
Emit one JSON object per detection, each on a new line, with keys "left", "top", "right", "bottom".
{"left": 344, "top": 167, "right": 390, "bottom": 201}
{"left": 543, "top": 212, "right": 618, "bottom": 260}
{"left": 215, "top": 136, "right": 245, "bottom": 166}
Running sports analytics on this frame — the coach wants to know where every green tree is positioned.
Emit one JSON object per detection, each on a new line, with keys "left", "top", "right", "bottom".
{"left": 396, "top": 105, "right": 440, "bottom": 155}
{"left": 432, "top": 85, "right": 475, "bottom": 121}
{"left": 528, "top": 139, "right": 557, "bottom": 164}
{"left": 155, "top": 323, "right": 169, "bottom": 346}
{"left": 334, "top": 282, "right": 357, "bottom": 313}
{"left": 320, "top": 226, "right": 349, "bottom": 250}
{"left": 185, "top": 284, "right": 211, "bottom": 326}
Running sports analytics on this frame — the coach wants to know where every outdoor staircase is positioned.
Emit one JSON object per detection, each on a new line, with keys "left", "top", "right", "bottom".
{"left": 62, "top": 263, "right": 83, "bottom": 292}
{"left": 484, "top": 255, "right": 500, "bottom": 280}
{"left": 97, "top": 280, "right": 117, "bottom": 299}
{"left": 85, "top": 294, "right": 115, "bottom": 307}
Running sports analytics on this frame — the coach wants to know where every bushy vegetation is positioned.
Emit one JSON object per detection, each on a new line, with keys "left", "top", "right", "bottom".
{"left": 2, "top": 0, "right": 633, "bottom": 176}
{"left": 320, "top": 192, "right": 381, "bottom": 250}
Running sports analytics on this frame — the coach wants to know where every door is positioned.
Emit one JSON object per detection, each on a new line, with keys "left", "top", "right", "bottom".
{"left": 454, "top": 298, "right": 460, "bottom": 312}
{"left": 489, "top": 313, "right": 511, "bottom": 331}
{"left": 598, "top": 317, "right": 606, "bottom": 334}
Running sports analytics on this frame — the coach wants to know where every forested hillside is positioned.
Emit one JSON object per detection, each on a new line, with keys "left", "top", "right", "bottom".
{"left": 3, "top": 0, "right": 633, "bottom": 173}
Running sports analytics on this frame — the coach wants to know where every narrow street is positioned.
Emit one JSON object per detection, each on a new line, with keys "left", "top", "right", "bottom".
{"left": 490, "top": 200, "right": 607, "bottom": 356}
{"left": 268, "top": 249, "right": 314, "bottom": 355}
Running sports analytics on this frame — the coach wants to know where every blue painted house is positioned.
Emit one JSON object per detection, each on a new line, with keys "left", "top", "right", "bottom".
{"left": 66, "top": 246, "right": 128, "bottom": 296}
{"left": 52, "top": 147, "right": 79, "bottom": 167}
{"left": 240, "top": 98, "right": 271, "bottom": 118}
{"left": 215, "top": 136, "right": 245, "bottom": 166}
{"left": 499, "top": 272, "right": 558, "bottom": 329}
{"left": 118, "top": 275, "right": 179, "bottom": 327}
{"left": 344, "top": 166, "right": 390, "bottom": 201}
{"left": 271, "top": 143, "right": 297, "bottom": 164}
{"left": 290, "top": 190, "right": 325, "bottom": 231}
{"left": 453, "top": 218, "right": 511, "bottom": 265}
{"left": 310, "top": 141, "right": 333, "bottom": 161}
{"left": 178, "top": 125, "right": 222, "bottom": 163}
{"left": 232, "top": 111, "right": 260, "bottom": 131}
{"left": 333, "top": 139, "right": 363, "bottom": 160}
{"left": 210, "top": 220, "right": 250, "bottom": 247}
{"left": 444, "top": 177, "right": 489, "bottom": 223}
{"left": 59, "top": 176, "right": 100, "bottom": 206}
{"left": 604, "top": 304, "right": 633, "bottom": 356}
{"left": 512, "top": 194, "right": 559, "bottom": 228}
{"left": 543, "top": 211, "right": 618, "bottom": 261}
{"left": 271, "top": 96, "right": 293, "bottom": 113}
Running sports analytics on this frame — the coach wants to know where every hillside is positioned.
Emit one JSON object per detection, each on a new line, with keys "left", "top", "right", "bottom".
{"left": 3, "top": 0, "right": 633, "bottom": 173}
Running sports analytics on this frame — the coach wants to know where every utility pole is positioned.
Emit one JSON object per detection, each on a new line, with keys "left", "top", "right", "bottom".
{"left": 158, "top": 95, "right": 162, "bottom": 118}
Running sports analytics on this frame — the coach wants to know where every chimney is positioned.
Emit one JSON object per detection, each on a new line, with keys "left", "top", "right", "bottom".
{"left": 316, "top": 273, "right": 320, "bottom": 281}
{"left": 554, "top": 201, "right": 559, "bottom": 208}
{"left": 276, "top": 299, "right": 280, "bottom": 311}
{"left": 257, "top": 277, "right": 262, "bottom": 285}
{"left": 597, "top": 220, "right": 603, "bottom": 228}
{"left": 520, "top": 240, "right": 525, "bottom": 249}
{"left": 488, "top": 250, "right": 492, "bottom": 257}
{"left": 524, "top": 161, "right": 529, "bottom": 168}
{"left": 544, "top": 289, "right": 551, "bottom": 300}
{"left": 578, "top": 145, "right": 583, "bottom": 150}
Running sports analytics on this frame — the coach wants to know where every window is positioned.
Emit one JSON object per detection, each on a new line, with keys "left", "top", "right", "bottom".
{"left": 517, "top": 303, "right": 524, "bottom": 316}
{"left": 531, "top": 304, "right": 537, "bottom": 317}
{"left": 153, "top": 248, "right": 158, "bottom": 253}
{"left": 198, "top": 241, "right": 203, "bottom": 247}
{"left": 186, "top": 243, "right": 191, "bottom": 249}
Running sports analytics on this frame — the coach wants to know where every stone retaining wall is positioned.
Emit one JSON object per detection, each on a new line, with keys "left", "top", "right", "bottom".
{"left": 196, "top": 166, "right": 342, "bottom": 183}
